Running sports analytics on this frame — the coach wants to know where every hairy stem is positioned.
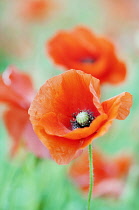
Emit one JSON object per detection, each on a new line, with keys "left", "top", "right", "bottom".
{"left": 87, "top": 144, "right": 93, "bottom": 210}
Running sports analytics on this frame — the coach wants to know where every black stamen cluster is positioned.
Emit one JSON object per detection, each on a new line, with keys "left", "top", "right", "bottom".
{"left": 80, "top": 57, "right": 96, "bottom": 63}
{"left": 70, "top": 110, "right": 95, "bottom": 130}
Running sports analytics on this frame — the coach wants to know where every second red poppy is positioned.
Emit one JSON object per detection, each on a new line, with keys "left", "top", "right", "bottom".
{"left": 47, "top": 26, "right": 126, "bottom": 84}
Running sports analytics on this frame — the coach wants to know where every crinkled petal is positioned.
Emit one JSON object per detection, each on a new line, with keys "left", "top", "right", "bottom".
{"left": 80, "top": 92, "right": 132, "bottom": 146}
{"left": 102, "top": 92, "right": 132, "bottom": 120}
{"left": 33, "top": 126, "right": 84, "bottom": 164}
{"left": 80, "top": 120, "right": 112, "bottom": 148}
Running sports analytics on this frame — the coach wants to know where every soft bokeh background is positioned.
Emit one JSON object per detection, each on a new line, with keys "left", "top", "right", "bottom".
{"left": 0, "top": 0, "right": 139, "bottom": 209}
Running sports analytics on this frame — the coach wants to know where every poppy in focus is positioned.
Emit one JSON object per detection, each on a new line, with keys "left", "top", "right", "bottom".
{"left": 29, "top": 70, "right": 132, "bottom": 165}
{"left": 47, "top": 26, "right": 126, "bottom": 84}
{"left": 69, "top": 148, "right": 132, "bottom": 198}
{"left": 0, "top": 66, "right": 50, "bottom": 158}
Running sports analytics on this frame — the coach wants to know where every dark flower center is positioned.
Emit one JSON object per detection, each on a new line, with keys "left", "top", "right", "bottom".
{"left": 80, "top": 57, "right": 96, "bottom": 63}
{"left": 71, "top": 110, "right": 95, "bottom": 130}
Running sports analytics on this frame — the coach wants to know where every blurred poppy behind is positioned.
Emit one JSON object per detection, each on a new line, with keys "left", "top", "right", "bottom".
{"left": 69, "top": 148, "right": 132, "bottom": 198}
{"left": 0, "top": 66, "right": 50, "bottom": 158}
{"left": 16, "top": 0, "right": 53, "bottom": 22}
{"left": 47, "top": 26, "right": 126, "bottom": 84}
{"left": 101, "top": 0, "right": 139, "bottom": 23}
{"left": 29, "top": 70, "right": 132, "bottom": 165}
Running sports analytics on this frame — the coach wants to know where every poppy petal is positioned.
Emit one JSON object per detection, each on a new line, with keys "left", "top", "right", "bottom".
{"left": 33, "top": 126, "right": 84, "bottom": 164}
{"left": 0, "top": 75, "right": 24, "bottom": 108}
{"left": 81, "top": 120, "right": 112, "bottom": 148}
{"left": 48, "top": 28, "right": 99, "bottom": 63}
{"left": 3, "top": 107, "right": 28, "bottom": 156}
{"left": 105, "top": 60, "right": 126, "bottom": 84}
{"left": 113, "top": 153, "right": 132, "bottom": 177}
{"left": 97, "top": 38, "right": 126, "bottom": 84}
{"left": 0, "top": 66, "right": 34, "bottom": 108}
{"left": 82, "top": 92, "right": 132, "bottom": 146}
{"left": 102, "top": 92, "right": 132, "bottom": 120}
{"left": 23, "top": 121, "right": 51, "bottom": 158}
{"left": 93, "top": 178, "right": 124, "bottom": 198}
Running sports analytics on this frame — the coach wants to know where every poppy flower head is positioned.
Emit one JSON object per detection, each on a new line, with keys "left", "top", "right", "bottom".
{"left": 29, "top": 70, "right": 132, "bottom": 165}
{"left": 47, "top": 26, "right": 126, "bottom": 84}
{"left": 29, "top": 70, "right": 104, "bottom": 139}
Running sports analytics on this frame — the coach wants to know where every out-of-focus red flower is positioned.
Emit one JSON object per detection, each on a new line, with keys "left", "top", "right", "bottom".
{"left": 101, "top": 0, "right": 139, "bottom": 23}
{"left": 17, "top": 0, "right": 52, "bottom": 22}
{"left": 69, "top": 148, "right": 132, "bottom": 198}
{"left": 99, "top": 0, "right": 139, "bottom": 39}
{"left": 29, "top": 70, "right": 132, "bottom": 165}
{"left": 47, "top": 26, "right": 126, "bottom": 84}
{"left": 0, "top": 66, "right": 50, "bottom": 158}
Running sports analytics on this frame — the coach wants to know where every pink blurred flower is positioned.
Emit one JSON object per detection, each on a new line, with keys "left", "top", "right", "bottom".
{"left": 0, "top": 66, "right": 50, "bottom": 158}
{"left": 69, "top": 148, "right": 132, "bottom": 198}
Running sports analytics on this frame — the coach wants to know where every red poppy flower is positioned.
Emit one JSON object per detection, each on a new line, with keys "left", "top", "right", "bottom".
{"left": 69, "top": 148, "right": 132, "bottom": 198}
{"left": 29, "top": 70, "right": 132, "bottom": 164}
{"left": 47, "top": 26, "right": 126, "bottom": 84}
{"left": 102, "top": 0, "right": 139, "bottom": 24}
{"left": 17, "top": 0, "right": 52, "bottom": 22}
{"left": 0, "top": 66, "right": 50, "bottom": 158}
{"left": 100, "top": 0, "right": 139, "bottom": 40}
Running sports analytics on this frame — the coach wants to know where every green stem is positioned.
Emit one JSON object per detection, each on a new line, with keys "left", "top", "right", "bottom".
{"left": 87, "top": 144, "right": 93, "bottom": 210}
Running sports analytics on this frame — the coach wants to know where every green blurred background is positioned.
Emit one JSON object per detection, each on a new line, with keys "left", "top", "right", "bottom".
{"left": 0, "top": 0, "right": 139, "bottom": 209}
